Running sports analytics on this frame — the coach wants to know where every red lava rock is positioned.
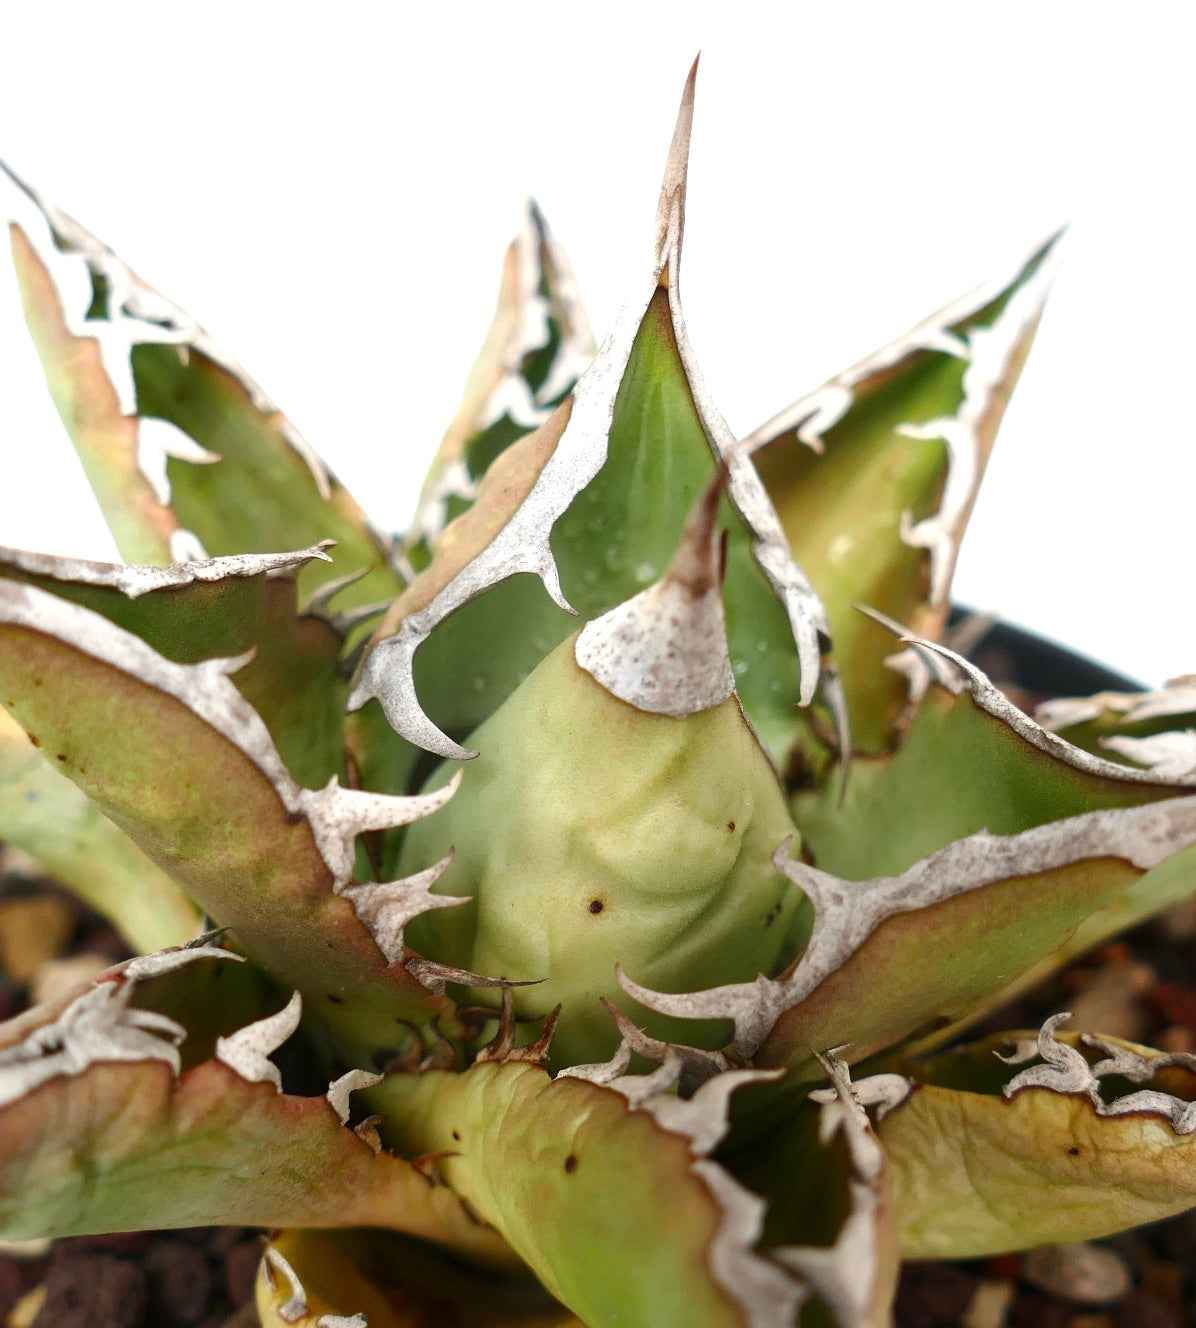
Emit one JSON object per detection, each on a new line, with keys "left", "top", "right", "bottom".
{"left": 222, "top": 1237, "right": 262, "bottom": 1309}
{"left": 0, "top": 1257, "right": 25, "bottom": 1316}
{"left": 1113, "top": 1288, "right": 1186, "bottom": 1328}
{"left": 1009, "top": 1289, "right": 1075, "bottom": 1328}
{"left": 32, "top": 1250, "right": 147, "bottom": 1328}
{"left": 1146, "top": 981, "right": 1196, "bottom": 1033}
{"left": 894, "top": 1261, "right": 978, "bottom": 1327}
{"left": 146, "top": 1239, "right": 212, "bottom": 1325}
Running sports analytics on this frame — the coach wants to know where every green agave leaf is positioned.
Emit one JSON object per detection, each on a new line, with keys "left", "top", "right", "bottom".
{"left": 5, "top": 168, "right": 402, "bottom": 610}
{"left": 744, "top": 236, "right": 1059, "bottom": 753}
{"left": 876, "top": 1020, "right": 1196, "bottom": 1258}
{"left": 404, "top": 200, "right": 594, "bottom": 573}
{"left": 0, "top": 702, "right": 198, "bottom": 951}
{"left": 257, "top": 1229, "right": 581, "bottom": 1328}
{"left": 619, "top": 795, "right": 1196, "bottom": 1081}
{"left": 0, "top": 577, "right": 470, "bottom": 1068}
{"left": 350, "top": 61, "right": 831, "bottom": 787}
{"left": 0, "top": 953, "right": 511, "bottom": 1268}
{"left": 368, "top": 1058, "right": 810, "bottom": 1328}
{"left": 793, "top": 648, "right": 1185, "bottom": 885}
{"left": 0, "top": 542, "right": 348, "bottom": 792}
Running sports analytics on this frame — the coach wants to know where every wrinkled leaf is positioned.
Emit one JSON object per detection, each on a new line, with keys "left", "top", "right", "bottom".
{"left": 370, "top": 1060, "right": 807, "bottom": 1328}
{"left": 878, "top": 1028, "right": 1196, "bottom": 1257}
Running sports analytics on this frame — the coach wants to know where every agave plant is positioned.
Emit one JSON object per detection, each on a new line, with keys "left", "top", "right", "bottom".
{"left": 1, "top": 59, "right": 1196, "bottom": 1328}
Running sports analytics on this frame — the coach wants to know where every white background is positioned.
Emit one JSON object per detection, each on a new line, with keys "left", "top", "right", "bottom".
{"left": 0, "top": 2, "right": 1191, "bottom": 686}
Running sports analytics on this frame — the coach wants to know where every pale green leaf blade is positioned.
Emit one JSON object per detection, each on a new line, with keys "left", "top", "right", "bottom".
{"left": 0, "top": 703, "right": 198, "bottom": 951}
{"left": 350, "top": 65, "right": 829, "bottom": 779}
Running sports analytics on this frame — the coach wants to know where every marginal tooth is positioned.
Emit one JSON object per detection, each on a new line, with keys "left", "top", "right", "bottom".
{"left": 348, "top": 625, "right": 477, "bottom": 761}
{"left": 403, "top": 957, "right": 542, "bottom": 997}
{"left": 354, "top": 1117, "right": 384, "bottom": 1154}
{"left": 503, "top": 1004, "right": 562, "bottom": 1066}
{"left": 473, "top": 988, "right": 518, "bottom": 1065}
{"left": 215, "top": 991, "right": 302, "bottom": 1091}
{"left": 1003, "top": 1014, "right": 1196, "bottom": 1134}
{"left": 601, "top": 995, "right": 731, "bottom": 1094}
{"left": 301, "top": 566, "right": 372, "bottom": 617}
{"left": 556, "top": 1039, "right": 633, "bottom": 1086}
{"left": 262, "top": 1246, "right": 308, "bottom": 1322}
{"left": 326, "top": 1068, "right": 384, "bottom": 1125}
{"left": 575, "top": 470, "right": 735, "bottom": 717}
{"left": 410, "top": 1150, "right": 457, "bottom": 1184}
{"left": 418, "top": 1017, "right": 456, "bottom": 1072}
{"left": 122, "top": 944, "right": 242, "bottom": 980}
{"left": 305, "top": 771, "right": 463, "bottom": 892}
{"left": 340, "top": 851, "right": 468, "bottom": 964}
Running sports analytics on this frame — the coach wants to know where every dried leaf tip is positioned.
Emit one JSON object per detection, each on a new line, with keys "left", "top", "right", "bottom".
{"left": 653, "top": 54, "right": 699, "bottom": 282}
{"left": 575, "top": 468, "right": 735, "bottom": 717}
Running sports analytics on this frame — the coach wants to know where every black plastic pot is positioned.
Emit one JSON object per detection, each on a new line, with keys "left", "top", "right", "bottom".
{"left": 949, "top": 606, "right": 1142, "bottom": 700}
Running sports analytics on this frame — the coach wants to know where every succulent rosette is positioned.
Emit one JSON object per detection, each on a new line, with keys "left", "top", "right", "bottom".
{"left": 1, "top": 60, "right": 1195, "bottom": 1328}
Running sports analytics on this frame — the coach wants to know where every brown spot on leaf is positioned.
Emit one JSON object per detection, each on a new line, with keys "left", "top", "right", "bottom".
{"left": 726, "top": 820, "right": 736, "bottom": 832}
{"left": 26, "top": 732, "right": 40, "bottom": 747}
{"left": 564, "top": 1154, "right": 578, "bottom": 1174}
{"left": 1068, "top": 1145, "right": 1081, "bottom": 1156}
{"left": 451, "top": 1129, "right": 461, "bottom": 1142}
{"left": 588, "top": 899, "right": 604, "bottom": 915}
{"left": 326, "top": 994, "right": 344, "bottom": 1004}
